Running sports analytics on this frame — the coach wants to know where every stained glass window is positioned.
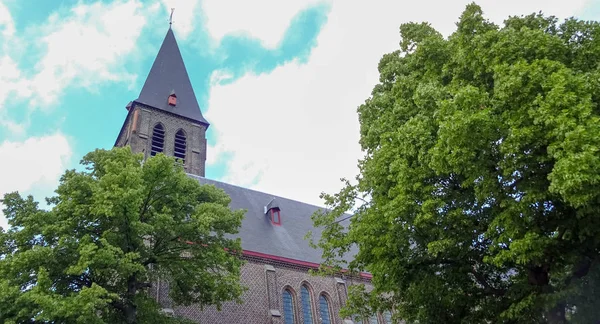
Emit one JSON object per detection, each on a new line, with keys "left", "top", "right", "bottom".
{"left": 301, "top": 285, "right": 313, "bottom": 324}
{"left": 283, "top": 289, "right": 295, "bottom": 324}
{"left": 369, "top": 315, "right": 379, "bottom": 324}
{"left": 319, "top": 295, "right": 332, "bottom": 324}
{"left": 383, "top": 311, "right": 392, "bottom": 324}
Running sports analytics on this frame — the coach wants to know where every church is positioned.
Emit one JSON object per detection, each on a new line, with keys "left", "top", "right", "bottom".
{"left": 114, "top": 26, "right": 383, "bottom": 324}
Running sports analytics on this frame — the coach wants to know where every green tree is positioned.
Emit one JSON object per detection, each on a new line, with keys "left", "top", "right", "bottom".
{"left": 0, "top": 147, "right": 245, "bottom": 323}
{"left": 311, "top": 4, "right": 600, "bottom": 323}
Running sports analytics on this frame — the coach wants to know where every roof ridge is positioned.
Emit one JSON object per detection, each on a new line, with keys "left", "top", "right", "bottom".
{"left": 187, "top": 174, "right": 336, "bottom": 212}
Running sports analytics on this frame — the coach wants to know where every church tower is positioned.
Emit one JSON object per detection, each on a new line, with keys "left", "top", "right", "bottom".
{"left": 115, "top": 27, "right": 209, "bottom": 177}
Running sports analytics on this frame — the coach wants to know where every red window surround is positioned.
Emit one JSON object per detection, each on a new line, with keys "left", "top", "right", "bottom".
{"left": 168, "top": 94, "right": 177, "bottom": 106}
{"left": 271, "top": 209, "right": 281, "bottom": 225}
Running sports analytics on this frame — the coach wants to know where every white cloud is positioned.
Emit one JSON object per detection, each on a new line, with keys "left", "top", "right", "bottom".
{"left": 0, "top": 4, "right": 27, "bottom": 117}
{"left": 0, "top": 118, "right": 26, "bottom": 136}
{"left": 205, "top": 0, "right": 590, "bottom": 206}
{"left": 0, "top": 0, "right": 157, "bottom": 135}
{"left": 160, "top": 0, "right": 200, "bottom": 40}
{"left": 0, "top": 0, "right": 14, "bottom": 38}
{"left": 209, "top": 69, "right": 234, "bottom": 86}
{"left": 202, "top": 0, "right": 324, "bottom": 48}
{"left": 0, "top": 134, "right": 72, "bottom": 229}
{"left": 0, "top": 55, "right": 31, "bottom": 107}
{"left": 30, "top": 0, "right": 149, "bottom": 106}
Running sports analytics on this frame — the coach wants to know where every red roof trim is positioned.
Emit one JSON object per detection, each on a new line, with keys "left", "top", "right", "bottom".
{"left": 180, "top": 238, "right": 372, "bottom": 279}
{"left": 242, "top": 249, "right": 372, "bottom": 279}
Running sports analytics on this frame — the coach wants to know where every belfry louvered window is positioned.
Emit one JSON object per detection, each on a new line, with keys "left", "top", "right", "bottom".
{"left": 174, "top": 129, "right": 186, "bottom": 163}
{"left": 150, "top": 124, "right": 165, "bottom": 156}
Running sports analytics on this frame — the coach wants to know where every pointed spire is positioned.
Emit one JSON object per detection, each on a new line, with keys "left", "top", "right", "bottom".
{"left": 135, "top": 28, "right": 209, "bottom": 126}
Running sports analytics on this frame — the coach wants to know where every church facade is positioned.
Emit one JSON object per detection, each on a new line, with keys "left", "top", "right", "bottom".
{"left": 115, "top": 27, "right": 381, "bottom": 324}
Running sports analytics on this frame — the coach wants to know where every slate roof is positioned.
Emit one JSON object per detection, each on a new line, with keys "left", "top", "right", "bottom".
{"left": 136, "top": 28, "right": 209, "bottom": 126}
{"left": 189, "top": 175, "right": 356, "bottom": 265}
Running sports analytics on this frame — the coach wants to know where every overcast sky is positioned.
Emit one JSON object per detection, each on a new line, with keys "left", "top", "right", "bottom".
{"left": 0, "top": 0, "right": 598, "bottom": 228}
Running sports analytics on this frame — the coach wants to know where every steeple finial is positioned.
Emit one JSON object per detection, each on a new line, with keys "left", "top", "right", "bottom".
{"left": 169, "top": 8, "right": 174, "bottom": 27}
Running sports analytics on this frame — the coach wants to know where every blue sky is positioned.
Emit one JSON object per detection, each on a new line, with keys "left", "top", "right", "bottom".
{"left": 1, "top": 0, "right": 599, "bottom": 228}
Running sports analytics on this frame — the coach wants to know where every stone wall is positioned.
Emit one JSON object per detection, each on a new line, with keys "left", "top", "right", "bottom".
{"left": 115, "top": 103, "right": 207, "bottom": 177}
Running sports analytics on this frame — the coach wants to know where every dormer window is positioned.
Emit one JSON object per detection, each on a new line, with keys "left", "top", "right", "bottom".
{"left": 271, "top": 209, "right": 281, "bottom": 225}
{"left": 265, "top": 198, "right": 281, "bottom": 226}
{"left": 168, "top": 90, "right": 177, "bottom": 106}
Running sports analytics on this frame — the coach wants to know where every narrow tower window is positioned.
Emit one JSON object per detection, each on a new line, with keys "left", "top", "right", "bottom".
{"left": 151, "top": 124, "right": 165, "bottom": 156}
{"left": 174, "top": 129, "right": 186, "bottom": 163}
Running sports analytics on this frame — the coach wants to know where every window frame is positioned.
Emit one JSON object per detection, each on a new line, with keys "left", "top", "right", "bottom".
{"left": 174, "top": 128, "right": 187, "bottom": 164}
{"left": 150, "top": 123, "right": 165, "bottom": 156}
{"left": 383, "top": 311, "right": 392, "bottom": 324}
{"left": 369, "top": 314, "right": 379, "bottom": 324}
{"left": 168, "top": 94, "right": 177, "bottom": 106}
{"left": 318, "top": 294, "right": 333, "bottom": 324}
{"left": 282, "top": 288, "right": 296, "bottom": 324}
{"left": 300, "top": 284, "right": 314, "bottom": 324}
{"left": 271, "top": 208, "right": 281, "bottom": 225}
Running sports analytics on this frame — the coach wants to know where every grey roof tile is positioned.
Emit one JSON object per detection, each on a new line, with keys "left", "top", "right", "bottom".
{"left": 136, "top": 28, "right": 208, "bottom": 126}
{"left": 189, "top": 175, "right": 356, "bottom": 265}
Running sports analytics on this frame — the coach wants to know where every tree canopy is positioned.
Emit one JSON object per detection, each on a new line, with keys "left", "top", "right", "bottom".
{"left": 311, "top": 3, "right": 600, "bottom": 323}
{"left": 0, "top": 147, "right": 245, "bottom": 323}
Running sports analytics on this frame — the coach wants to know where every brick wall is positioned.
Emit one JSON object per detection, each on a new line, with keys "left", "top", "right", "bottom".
{"left": 115, "top": 103, "right": 207, "bottom": 177}
{"left": 113, "top": 103, "right": 385, "bottom": 324}
{"left": 153, "top": 257, "right": 373, "bottom": 324}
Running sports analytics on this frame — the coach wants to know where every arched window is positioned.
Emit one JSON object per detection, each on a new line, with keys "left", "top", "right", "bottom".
{"left": 282, "top": 289, "right": 296, "bottom": 324}
{"left": 150, "top": 124, "right": 165, "bottom": 156}
{"left": 383, "top": 311, "right": 392, "bottom": 324}
{"left": 300, "top": 285, "right": 313, "bottom": 324}
{"left": 369, "top": 315, "right": 379, "bottom": 324}
{"left": 319, "top": 295, "right": 332, "bottom": 324}
{"left": 174, "top": 129, "right": 186, "bottom": 163}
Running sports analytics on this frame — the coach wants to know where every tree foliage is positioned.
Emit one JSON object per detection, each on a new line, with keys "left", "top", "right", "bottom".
{"left": 312, "top": 4, "right": 600, "bottom": 323}
{"left": 0, "top": 147, "right": 245, "bottom": 323}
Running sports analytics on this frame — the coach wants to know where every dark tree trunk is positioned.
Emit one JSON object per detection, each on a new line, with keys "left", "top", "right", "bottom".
{"left": 125, "top": 275, "right": 138, "bottom": 323}
{"left": 546, "top": 302, "right": 567, "bottom": 324}
{"left": 528, "top": 265, "right": 549, "bottom": 286}
{"left": 528, "top": 266, "right": 568, "bottom": 324}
